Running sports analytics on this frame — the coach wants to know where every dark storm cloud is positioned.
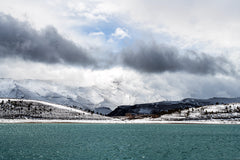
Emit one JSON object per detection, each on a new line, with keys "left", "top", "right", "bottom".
{"left": 0, "top": 13, "right": 95, "bottom": 66}
{"left": 121, "top": 43, "right": 234, "bottom": 75}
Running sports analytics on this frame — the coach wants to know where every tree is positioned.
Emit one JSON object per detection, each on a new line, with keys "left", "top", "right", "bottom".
{"left": 225, "top": 106, "right": 228, "bottom": 113}
{"left": 186, "top": 111, "right": 190, "bottom": 117}
{"left": 177, "top": 109, "right": 181, "bottom": 114}
{"left": 28, "top": 104, "right": 31, "bottom": 111}
{"left": 237, "top": 107, "right": 240, "bottom": 112}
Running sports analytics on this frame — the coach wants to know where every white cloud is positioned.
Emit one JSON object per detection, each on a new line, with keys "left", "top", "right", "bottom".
{"left": 113, "top": 0, "right": 240, "bottom": 50}
{"left": 89, "top": 31, "right": 105, "bottom": 36}
{"left": 2, "top": 0, "right": 240, "bottom": 51}
{"left": 111, "top": 27, "right": 130, "bottom": 39}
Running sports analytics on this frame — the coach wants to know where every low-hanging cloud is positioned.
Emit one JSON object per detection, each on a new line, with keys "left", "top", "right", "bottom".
{"left": 0, "top": 13, "right": 95, "bottom": 66}
{"left": 121, "top": 43, "right": 235, "bottom": 75}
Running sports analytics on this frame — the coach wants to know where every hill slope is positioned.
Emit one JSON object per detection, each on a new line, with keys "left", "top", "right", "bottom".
{"left": 158, "top": 103, "right": 240, "bottom": 121}
{"left": 0, "top": 98, "right": 110, "bottom": 120}
{"left": 108, "top": 97, "right": 240, "bottom": 116}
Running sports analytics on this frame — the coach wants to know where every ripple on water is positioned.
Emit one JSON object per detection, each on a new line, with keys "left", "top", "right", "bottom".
{"left": 0, "top": 124, "right": 240, "bottom": 160}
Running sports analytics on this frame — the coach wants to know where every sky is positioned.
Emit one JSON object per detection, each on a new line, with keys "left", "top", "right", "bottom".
{"left": 0, "top": 0, "right": 240, "bottom": 102}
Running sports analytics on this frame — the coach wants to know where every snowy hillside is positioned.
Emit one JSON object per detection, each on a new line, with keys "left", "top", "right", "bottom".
{"left": 0, "top": 98, "right": 111, "bottom": 120}
{"left": 152, "top": 103, "right": 240, "bottom": 121}
{"left": 1, "top": 98, "right": 240, "bottom": 123}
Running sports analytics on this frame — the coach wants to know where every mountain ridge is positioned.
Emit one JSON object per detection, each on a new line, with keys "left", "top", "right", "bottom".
{"left": 1, "top": 78, "right": 240, "bottom": 116}
{"left": 108, "top": 97, "right": 240, "bottom": 116}
{"left": 0, "top": 78, "right": 122, "bottom": 114}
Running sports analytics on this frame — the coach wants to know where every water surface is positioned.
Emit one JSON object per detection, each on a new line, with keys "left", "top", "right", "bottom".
{"left": 0, "top": 124, "right": 240, "bottom": 160}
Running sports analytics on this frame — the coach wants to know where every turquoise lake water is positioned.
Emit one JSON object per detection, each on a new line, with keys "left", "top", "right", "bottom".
{"left": 0, "top": 124, "right": 240, "bottom": 160}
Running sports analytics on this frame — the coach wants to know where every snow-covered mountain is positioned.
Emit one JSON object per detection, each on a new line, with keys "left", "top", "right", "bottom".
{"left": 1, "top": 78, "right": 240, "bottom": 116}
{"left": 0, "top": 78, "right": 141, "bottom": 114}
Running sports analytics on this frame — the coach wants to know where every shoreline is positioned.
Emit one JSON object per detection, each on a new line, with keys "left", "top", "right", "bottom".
{"left": 0, "top": 119, "right": 240, "bottom": 124}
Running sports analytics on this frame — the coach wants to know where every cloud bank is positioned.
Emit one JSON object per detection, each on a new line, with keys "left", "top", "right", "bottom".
{"left": 0, "top": 13, "right": 95, "bottom": 66}
{"left": 122, "top": 43, "right": 234, "bottom": 75}
{"left": 0, "top": 13, "right": 235, "bottom": 76}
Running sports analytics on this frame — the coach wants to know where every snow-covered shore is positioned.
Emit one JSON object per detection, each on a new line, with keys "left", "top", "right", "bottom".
{"left": 1, "top": 118, "right": 240, "bottom": 124}
{"left": 1, "top": 98, "right": 240, "bottom": 124}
